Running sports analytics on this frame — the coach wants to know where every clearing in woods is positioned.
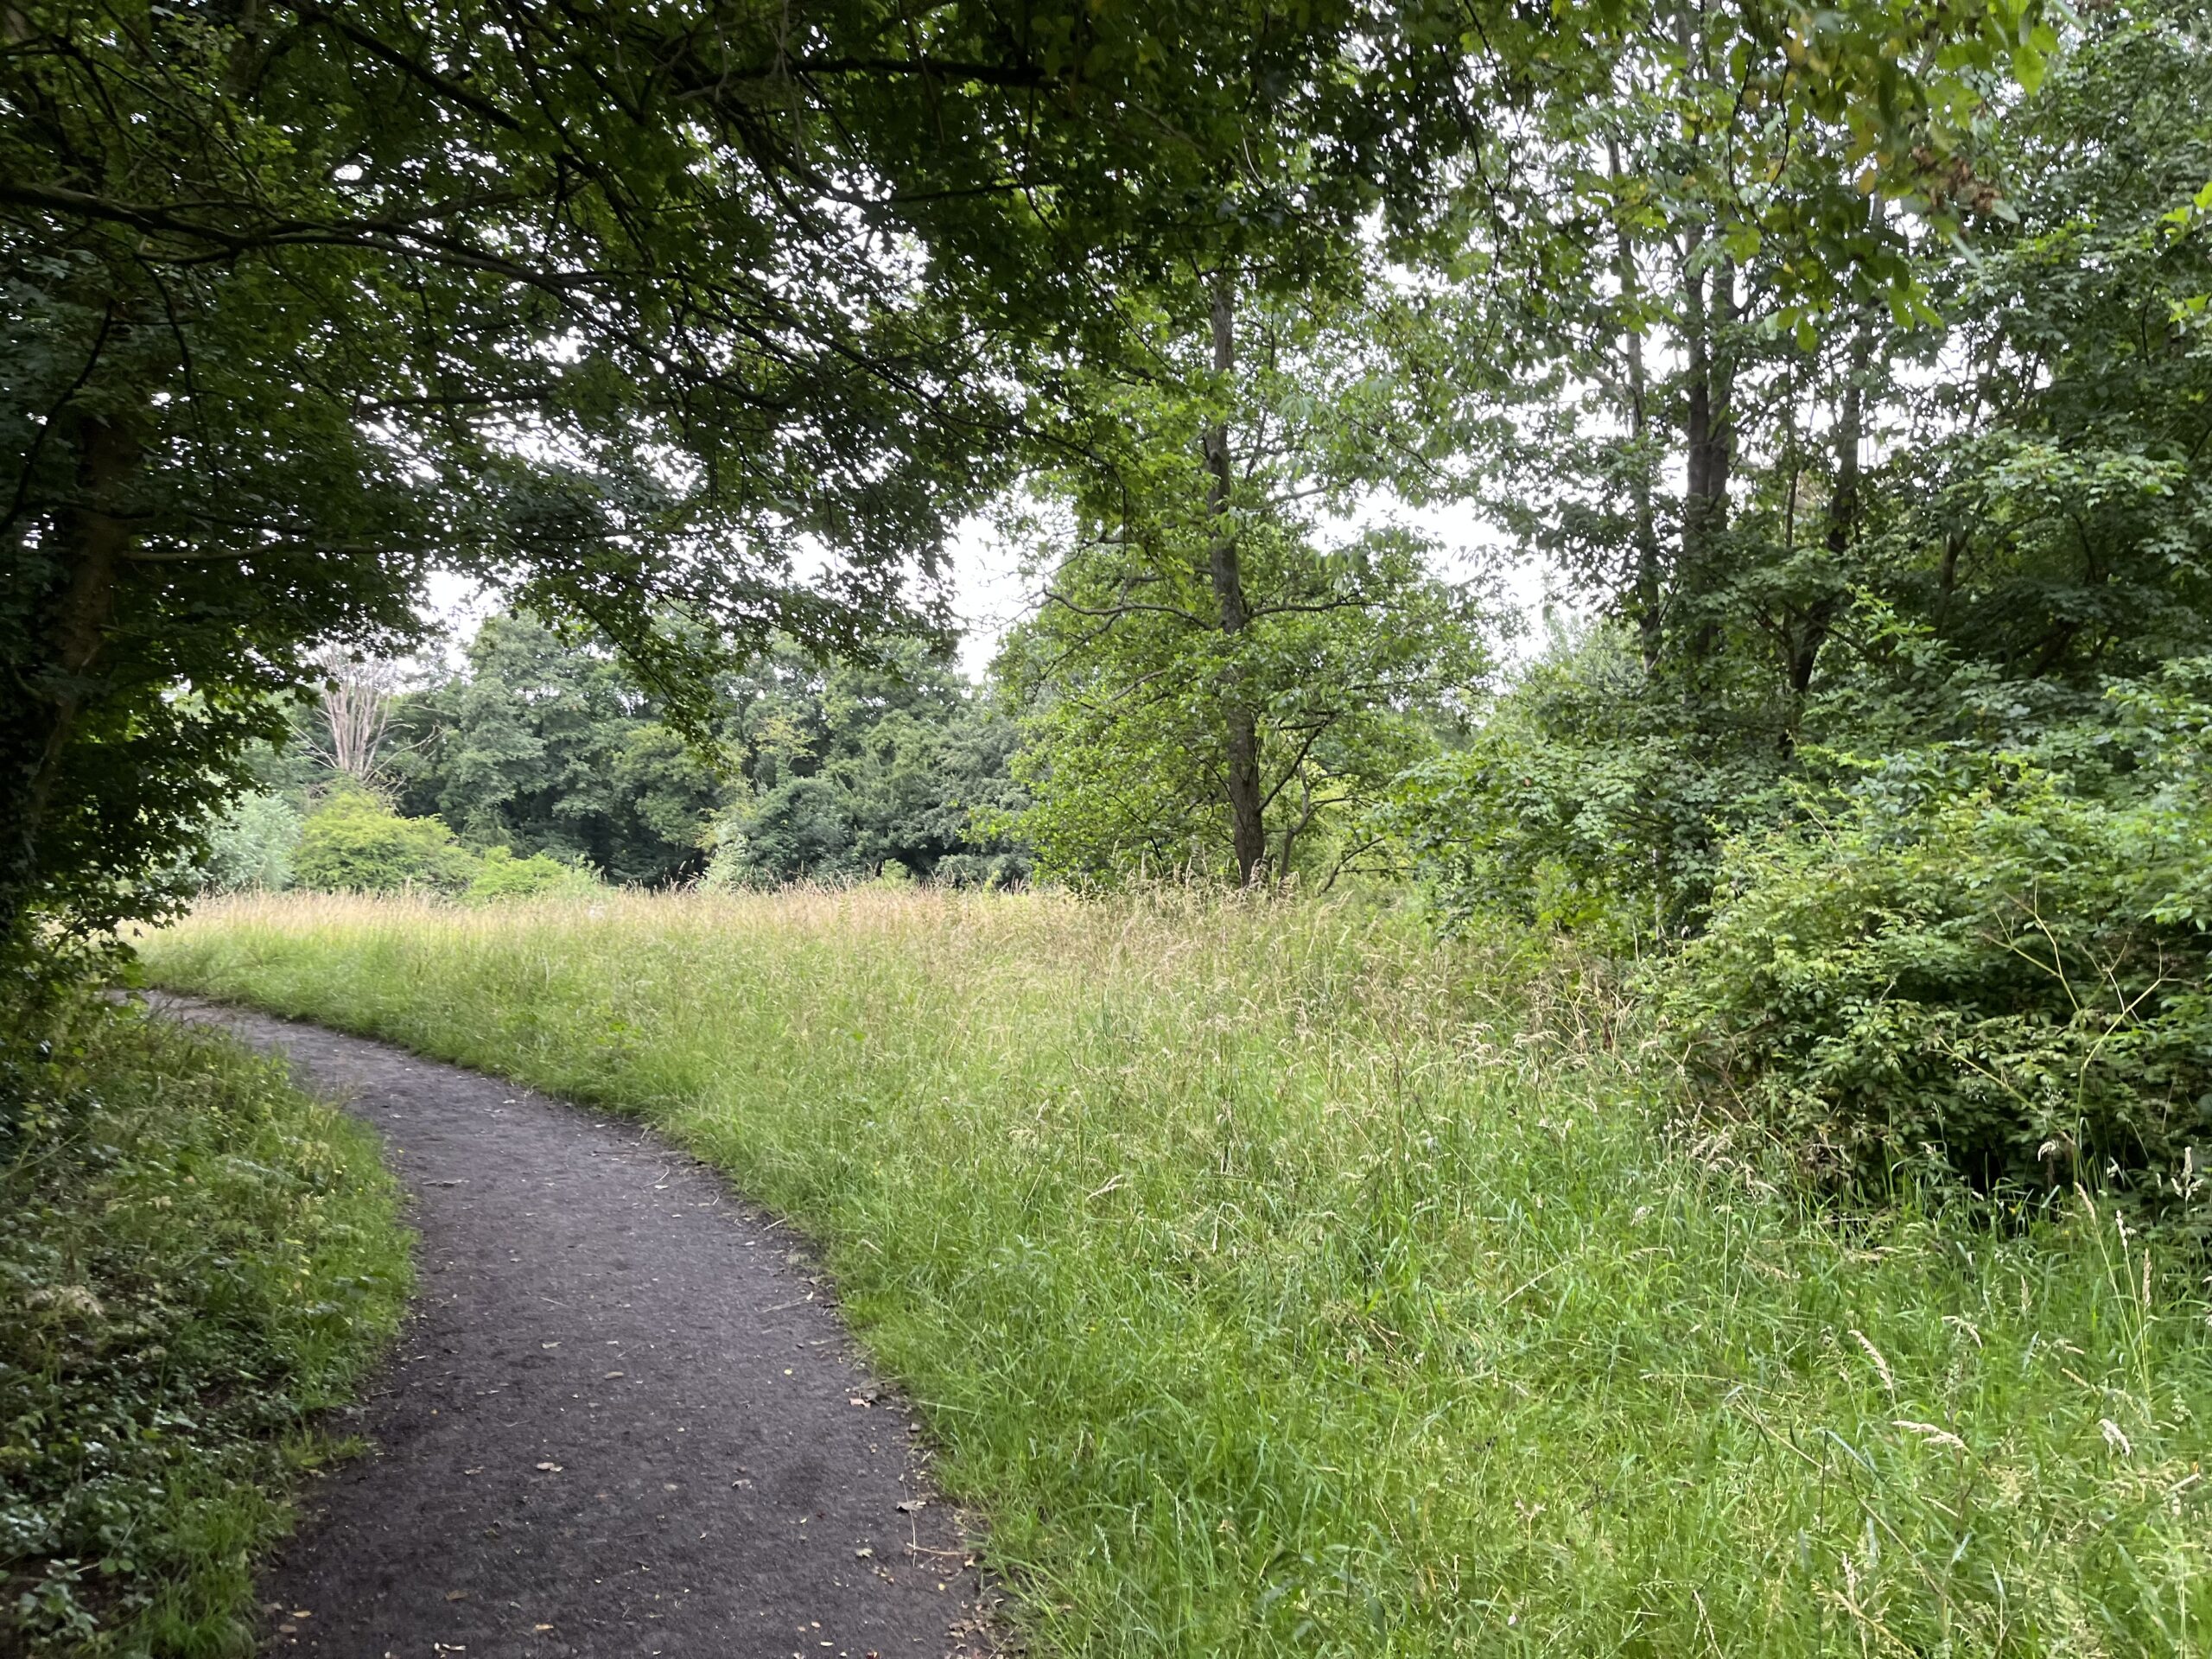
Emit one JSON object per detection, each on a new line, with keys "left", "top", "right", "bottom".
{"left": 144, "top": 889, "right": 2212, "bottom": 1656}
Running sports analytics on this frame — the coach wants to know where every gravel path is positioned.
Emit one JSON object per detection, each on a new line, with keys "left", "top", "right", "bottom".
{"left": 155, "top": 997, "right": 999, "bottom": 1659}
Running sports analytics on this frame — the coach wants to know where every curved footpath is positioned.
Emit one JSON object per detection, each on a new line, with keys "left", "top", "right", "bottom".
{"left": 154, "top": 997, "right": 1000, "bottom": 1659}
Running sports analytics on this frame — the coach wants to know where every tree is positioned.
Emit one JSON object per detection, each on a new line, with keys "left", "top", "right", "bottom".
{"left": 1395, "top": 0, "right": 2154, "bottom": 931}
{"left": 389, "top": 614, "right": 720, "bottom": 886}
{"left": 1391, "top": 1, "right": 2212, "bottom": 1211}
{"left": 705, "top": 639, "right": 1027, "bottom": 886}
{"left": 0, "top": 0, "right": 1379, "bottom": 957}
{"left": 307, "top": 651, "right": 404, "bottom": 790}
{"left": 1876, "top": 4, "right": 2212, "bottom": 696}
{"left": 1001, "top": 273, "right": 1485, "bottom": 888}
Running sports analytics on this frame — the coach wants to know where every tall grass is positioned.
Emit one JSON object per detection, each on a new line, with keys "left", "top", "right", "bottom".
{"left": 144, "top": 889, "right": 2211, "bottom": 1657}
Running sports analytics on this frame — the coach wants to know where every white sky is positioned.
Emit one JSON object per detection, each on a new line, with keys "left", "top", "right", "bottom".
{"left": 422, "top": 495, "right": 1567, "bottom": 685}
{"left": 940, "top": 497, "right": 1567, "bottom": 678}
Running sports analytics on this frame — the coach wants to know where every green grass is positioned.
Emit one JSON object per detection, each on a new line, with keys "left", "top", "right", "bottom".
{"left": 1, "top": 1001, "right": 410, "bottom": 1656}
{"left": 143, "top": 889, "right": 2212, "bottom": 1657}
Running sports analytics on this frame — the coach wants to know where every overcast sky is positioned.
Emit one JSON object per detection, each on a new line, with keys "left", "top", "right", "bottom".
{"left": 422, "top": 495, "right": 1568, "bottom": 683}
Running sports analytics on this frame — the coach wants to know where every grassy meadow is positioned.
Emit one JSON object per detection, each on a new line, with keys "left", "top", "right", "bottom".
{"left": 143, "top": 889, "right": 2212, "bottom": 1657}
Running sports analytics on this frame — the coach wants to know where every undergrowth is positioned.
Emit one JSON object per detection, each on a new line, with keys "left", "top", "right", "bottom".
{"left": 0, "top": 1002, "right": 409, "bottom": 1656}
{"left": 144, "top": 890, "right": 2212, "bottom": 1657}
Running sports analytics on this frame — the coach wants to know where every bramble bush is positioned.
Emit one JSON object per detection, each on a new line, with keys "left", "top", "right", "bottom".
{"left": 1666, "top": 668, "right": 2212, "bottom": 1230}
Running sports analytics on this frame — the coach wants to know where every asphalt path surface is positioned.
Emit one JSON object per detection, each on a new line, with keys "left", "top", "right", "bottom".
{"left": 155, "top": 997, "right": 1000, "bottom": 1659}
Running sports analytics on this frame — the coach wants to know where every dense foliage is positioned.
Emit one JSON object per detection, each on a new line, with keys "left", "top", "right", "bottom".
{"left": 1, "top": 0, "right": 1385, "bottom": 963}
{"left": 1391, "top": 1, "right": 2212, "bottom": 1222}
{"left": 1664, "top": 661, "right": 2212, "bottom": 1227}
{"left": 0, "top": 1006, "right": 407, "bottom": 1655}
{"left": 190, "top": 613, "right": 1025, "bottom": 893}
{"left": 703, "top": 640, "right": 1027, "bottom": 887}
{"left": 387, "top": 615, "right": 721, "bottom": 887}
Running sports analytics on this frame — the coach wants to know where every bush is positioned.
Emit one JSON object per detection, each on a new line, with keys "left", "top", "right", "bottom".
{"left": 465, "top": 845, "right": 601, "bottom": 903}
{"left": 292, "top": 789, "right": 477, "bottom": 893}
{"left": 195, "top": 791, "right": 302, "bottom": 893}
{"left": 1395, "top": 624, "right": 1783, "bottom": 944}
{"left": 1668, "top": 732, "right": 2212, "bottom": 1228}
{"left": 0, "top": 1003, "right": 408, "bottom": 1654}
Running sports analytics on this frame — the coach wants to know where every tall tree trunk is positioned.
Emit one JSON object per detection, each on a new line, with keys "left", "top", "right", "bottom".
{"left": 3, "top": 410, "right": 137, "bottom": 937}
{"left": 1783, "top": 196, "right": 1880, "bottom": 748}
{"left": 1199, "top": 273, "right": 1265, "bottom": 887}
{"left": 1609, "top": 141, "right": 1663, "bottom": 671}
{"left": 1787, "top": 320, "right": 1870, "bottom": 705}
{"left": 1671, "top": 0, "right": 1733, "bottom": 670}
{"left": 1679, "top": 254, "right": 1736, "bottom": 664}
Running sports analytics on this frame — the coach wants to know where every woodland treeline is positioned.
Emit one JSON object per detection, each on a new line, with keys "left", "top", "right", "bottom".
{"left": 6, "top": 2, "right": 2211, "bottom": 1223}
{"left": 213, "top": 618, "right": 1027, "bottom": 893}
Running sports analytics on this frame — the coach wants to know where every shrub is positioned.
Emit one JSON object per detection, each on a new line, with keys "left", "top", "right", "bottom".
{"left": 465, "top": 845, "right": 601, "bottom": 903}
{"left": 1667, "top": 734, "right": 2212, "bottom": 1228}
{"left": 0, "top": 1004, "right": 407, "bottom": 1653}
{"left": 292, "top": 789, "right": 477, "bottom": 893}
{"left": 196, "top": 791, "right": 302, "bottom": 893}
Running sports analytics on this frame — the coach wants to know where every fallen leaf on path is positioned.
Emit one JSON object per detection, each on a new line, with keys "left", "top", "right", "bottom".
{"left": 896, "top": 1499, "right": 925, "bottom": 1513}
{"left": 535, "top": 1461, "right": 563, "bottom": 1472}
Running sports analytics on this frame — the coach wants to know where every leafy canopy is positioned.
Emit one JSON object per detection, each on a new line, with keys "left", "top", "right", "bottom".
{"left": 0, "top": 0, "right": 1380, "bottom": 950}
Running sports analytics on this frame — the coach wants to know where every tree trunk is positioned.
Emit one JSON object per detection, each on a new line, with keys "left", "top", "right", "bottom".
{"left": 1199, "top": 273, "right": 1266, "bottom": 887}
{"left": 1609, "top": 141, "right": 1663, "bottom": 671}
{"left": 1788, "top": 320, "right": 1869, "bottom": 702}
{"left": 3, "top": 410, "right": 137, "bottom": 936}
{"left": 1782, "top": 223, "right": 1879, "bottom": 747}
{"left": 1671, "top": 2, "right": 1733, "bottom": 669}
{"left": 1679, "top": 255, "right": 1736, "bottom": 664}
